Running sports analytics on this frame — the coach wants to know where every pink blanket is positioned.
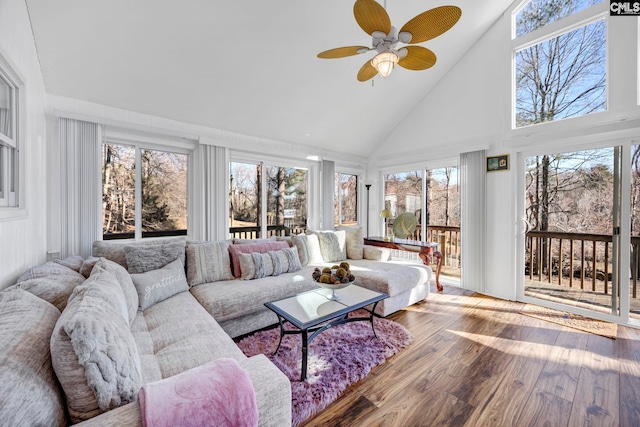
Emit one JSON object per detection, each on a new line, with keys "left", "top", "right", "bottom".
{"left": 138, "top": 358, "right": 258, "bottom": 427}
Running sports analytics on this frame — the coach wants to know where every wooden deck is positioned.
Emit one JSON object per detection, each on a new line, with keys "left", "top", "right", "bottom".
{"left": 301, "top": 285, "right": 640, "bottom": 427}
{"left": 525, "top": 279, "right": 640, "bottom": 320}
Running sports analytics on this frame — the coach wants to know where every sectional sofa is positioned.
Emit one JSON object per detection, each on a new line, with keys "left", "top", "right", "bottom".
{"left": 0, "top": 227, "right": 432, "bottom": 426}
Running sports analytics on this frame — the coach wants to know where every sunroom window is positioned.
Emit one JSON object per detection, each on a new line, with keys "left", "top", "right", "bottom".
{"left": 334, "top": 172, "right": 358, "bottom": 227}
{"left": 0, "top": 67, "right": 18, "bottom": 207}
{"left": 513, "top": 0, "right": 607, "bottom": 128}
{"left": 102, "top": 143, "right": 188, "bottom": 239}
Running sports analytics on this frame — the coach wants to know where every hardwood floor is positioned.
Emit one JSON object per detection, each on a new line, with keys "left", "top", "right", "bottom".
{"left": 301, "top": 285, "right": 640, "bottom": 427}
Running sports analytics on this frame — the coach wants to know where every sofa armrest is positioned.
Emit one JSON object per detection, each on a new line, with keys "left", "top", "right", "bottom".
{"left": 363, "top": 244, "right": 392, "bottom": 262}
{"left": 76, "top": 354, "right": 291, "bottom": 427}
{"left": 74, "top": 402, "right": 142, "bottom": 427}
{"left": 239, "top": 354, "right": 292, "bottom": 427}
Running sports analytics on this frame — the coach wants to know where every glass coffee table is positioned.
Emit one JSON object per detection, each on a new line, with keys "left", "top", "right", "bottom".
{"left": 265, "top": 284, "right": 389, "bottom": 381}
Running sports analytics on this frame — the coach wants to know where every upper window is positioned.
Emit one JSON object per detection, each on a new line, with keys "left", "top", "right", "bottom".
{"left": 334, "top": 172, "right": 358, "bottom": 227}
{"left": 102, "top": 143, "right": 188, "bottom": 239}
{"left": 0, "top": 63, "right": 19, "bottom": 208}
{"left": 515, "top": 0, "right": 604, "bottom": 37}
{"left": 513, "top": 0, "right": 606, "bottom": 128}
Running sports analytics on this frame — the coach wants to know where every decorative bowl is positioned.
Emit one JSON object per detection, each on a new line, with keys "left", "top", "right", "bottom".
{"left": 317, "top": 280, "right": 354, "bottom": 300}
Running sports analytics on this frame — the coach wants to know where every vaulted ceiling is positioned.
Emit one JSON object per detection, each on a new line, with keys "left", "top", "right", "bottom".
{"left": 26, "top": 0, "right": 515, "bottom": 157}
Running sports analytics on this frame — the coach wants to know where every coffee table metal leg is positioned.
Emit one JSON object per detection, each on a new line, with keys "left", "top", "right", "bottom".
{"left": 301, "top": 329, "right": 308, "bottom": 381}
{"left": 370, "top": 301, "right": 380, "bottom": 339}
{"left": 273, "top": 315, "right": 286, "bottom": 356}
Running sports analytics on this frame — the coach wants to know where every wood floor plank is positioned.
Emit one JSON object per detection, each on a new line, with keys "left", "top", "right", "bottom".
{"left": 463, "top": 355, "right": 544, "bottom": 426}
{"left": 534, "top": 328, "right": 590, "bottom": 400}
{"left": 618, "top": 326, "right": 640, "bottom": 426}
{"left": 446, "top": 345, "right": 515, "bottom": 407}
{"left": 516, "top": 387, "right": 573, "bottom": 427}
{"left": 297, "top": 286, "right": 640, "bottom": 427}
{"left": 567, "top": 366, "right": 619, "bottom": 427}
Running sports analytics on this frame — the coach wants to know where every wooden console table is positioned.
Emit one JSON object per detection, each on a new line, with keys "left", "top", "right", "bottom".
{"left": 364, "top": 237, "right": 443, "bottom": 292}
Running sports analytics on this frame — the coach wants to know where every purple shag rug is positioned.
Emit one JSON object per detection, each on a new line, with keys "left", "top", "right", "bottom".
{"left": 237, "top": 310, "right": 413, "bottom": 426}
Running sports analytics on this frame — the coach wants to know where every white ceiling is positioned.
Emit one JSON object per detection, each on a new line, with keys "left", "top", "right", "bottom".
{"left": 26, "top": 0, "right": 514, "bottom": 158}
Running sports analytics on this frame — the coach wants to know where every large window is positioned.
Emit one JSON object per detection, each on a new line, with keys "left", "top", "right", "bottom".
{"left": 513, "top": 0, "right": 606, "bottom": 128}
{"left": 230, "top": 161, "right": 308, "bottom": 239}
{"left": 334, "top": 172, "right": 358, "bottom": 226}
{"left": 0, "top": 63, "right": 19, "bottom": 208}
{"left": 102, "top": 143, "right": 188, "bottom": 239}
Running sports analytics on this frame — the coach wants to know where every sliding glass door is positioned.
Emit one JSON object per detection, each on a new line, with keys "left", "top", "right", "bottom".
{"left": 521, "top": 144, "right": 634, "bottom": 321}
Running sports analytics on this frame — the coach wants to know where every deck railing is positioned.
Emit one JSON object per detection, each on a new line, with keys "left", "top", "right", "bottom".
{"left": 229, "top": 224, "right": 306, "bottom": 240}
{"left": 526, "top": 230, "right": 640, "bottom": 298}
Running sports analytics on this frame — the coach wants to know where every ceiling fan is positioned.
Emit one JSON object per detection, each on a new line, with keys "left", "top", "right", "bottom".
{"left": 317, "top": 0, "right": 462, "bottom": 81}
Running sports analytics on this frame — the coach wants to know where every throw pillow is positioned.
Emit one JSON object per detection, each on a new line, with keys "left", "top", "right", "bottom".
{"left": 53, "top": 255, "right": 84, "bottom": 272}
{"left": 0, "top": 289, "right": 67, "bottom": 426}
{"left": 123, "top": 241, "right": 186, "bottom": 274}
{"left": 50, "top": 268, "right": 143, "bottom": 423}
{"left": 15, "top": 262, "right": 86, "bottom": 311}
{"left": 308, "top": 230, "right": 347, "bottom": 263}
{"left": 238, "top": 252, "right": 274, "bottom": 280}
{"left": 337, "top": 226, "right": 364, "bottom": 260}
{"left": 228, "top": 241, "right": 290, "bottom": 277}
{"left": 292, "top": 234, "right": 310, "bottom": 266}
{"left": 237, "top": 247, "right": 301, "bottom": 280}
{"left": 305, "top": 233, "right": 324, "bottom": 264}
{"left": 185, "top": 241, "right": 233, "bottom": 286}
{"left": 130, "top": 258, "right": 189, "bottom": 311}
{"left": 91, "top": 257, "right": 140, "bottom": 325}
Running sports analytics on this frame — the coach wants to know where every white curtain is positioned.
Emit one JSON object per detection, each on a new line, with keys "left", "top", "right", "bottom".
{"left": 321, "top": 159, "right": 335, "bottom": 230}
{"left": 194, "top": 143, "right": 228, "bottom": 241}
{"left": 59, "top": 118, "right": 102, "bottom": 258}
{"left": 460, "top": 149, "right": 487, "bottom": 292}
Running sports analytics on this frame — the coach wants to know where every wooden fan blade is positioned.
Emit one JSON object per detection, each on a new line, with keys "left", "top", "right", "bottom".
{"left": 354, "top": 0, "right": 391, "bottom": 36}
{"left": 318, "top": 46, "right": 369, "bottom": 59}
{"left": 397, "top": 46, "right": 437, "bottom": 70}
{"left": 399, "top": 6, "right": 461, "bottom": 44}
{"left": 357, "top": 60, "right": 378, "bottom": 82}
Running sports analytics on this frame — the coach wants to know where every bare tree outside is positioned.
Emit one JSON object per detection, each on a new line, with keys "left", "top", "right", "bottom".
{"left": 102, "top": 144, "right": 187, "bottom": 238}
{"left": 335, "top": 173, "right": 358, "bottom": 226}
{"left": 515, "top": 1, "right": 606, "bottom": 128}
{"left": 230, "top": 162, "right": 307, "bottom": 238}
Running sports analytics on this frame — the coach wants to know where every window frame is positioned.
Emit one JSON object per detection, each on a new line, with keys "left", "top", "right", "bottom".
{"left": 0, "top": 51, "right": 22, "bottom": 215}
{"left": 102, "top": 131, "right": 192, "bottom": 240}
{"left": 229, "top": 152, "right": 315, "bottom": 239}
{"left": 511, "top": 0, "right": 609, "bottom": 131}
{"left": 334, "top": 170, "right": 360, "bottom": 227}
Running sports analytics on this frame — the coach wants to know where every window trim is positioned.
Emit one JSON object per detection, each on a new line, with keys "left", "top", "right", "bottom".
{"left": 510, "top": 1, "right": 609, "bottom": 131}
{"left": 0, "top": 49, "right": 25, "bottom": 219}
{"left": 229, "top": 152, "right": 316, "bottom": 238}
{"left": 334, "top": 171, "right": 360, "bottom": 227}
{"left": 102, "top": 129, "right": 193, "bottom": 240}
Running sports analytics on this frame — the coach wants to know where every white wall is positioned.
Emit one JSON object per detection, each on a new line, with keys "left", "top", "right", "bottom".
{"left": 369, "top": 5, "right": 640, "bottom": 301}
{"left": 0, "top": 0, "right": 49, "bottom": 289}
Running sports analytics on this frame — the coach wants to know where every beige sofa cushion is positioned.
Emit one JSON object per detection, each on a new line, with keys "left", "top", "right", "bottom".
{"left": 51, "top": 267, "right": 143, "bottom": 423}
{"left": 14, "top": 261, "right": 86, "bottom": 311}
{"left": 0, "top": 289, "right": 67, "bottom": 427}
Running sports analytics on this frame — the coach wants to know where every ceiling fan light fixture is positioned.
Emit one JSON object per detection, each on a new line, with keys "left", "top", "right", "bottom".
{"left": 371, "top": 51, "right": 399, "bottom": 78}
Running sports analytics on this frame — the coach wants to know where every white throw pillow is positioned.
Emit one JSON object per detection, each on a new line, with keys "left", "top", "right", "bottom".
{"left": 130, "top": 259, "right": 189, "bottom": 310}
